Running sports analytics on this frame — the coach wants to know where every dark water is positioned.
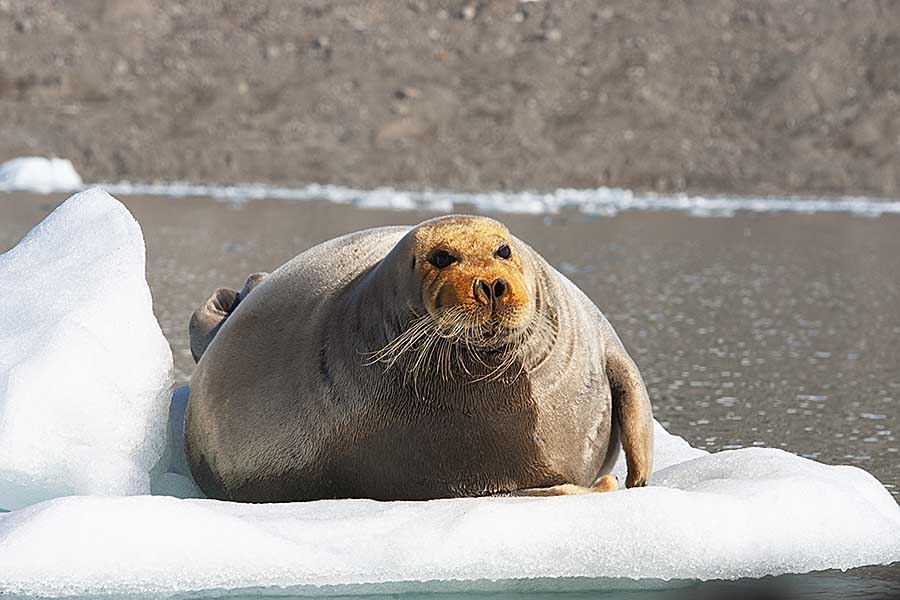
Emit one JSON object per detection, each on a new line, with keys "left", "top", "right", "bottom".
{"left": 42, "top": 572, "right": 900, "bottom": 600}
{"left": 11, "top": 571, "right": 900, "bottom": 600}
{"left": 1, "top": 193, "right": 898, "bottom": 598}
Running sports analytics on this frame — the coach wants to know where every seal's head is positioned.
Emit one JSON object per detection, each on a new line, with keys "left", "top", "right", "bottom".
{"left": 410, "top": 215, "right": 534, "bottom": 341}
{"left": 369, "top": 215, "right": 547, "bottom": 381}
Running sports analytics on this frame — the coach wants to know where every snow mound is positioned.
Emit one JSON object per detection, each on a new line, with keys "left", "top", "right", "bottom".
{"left": 1, "top": 404, "right": 898, "bottom": 597}
{"left": 0, "top": 157, "right": 83, "bottom": 193}
{"left": 0, "top": 188, "right": 174, "bottom": 511}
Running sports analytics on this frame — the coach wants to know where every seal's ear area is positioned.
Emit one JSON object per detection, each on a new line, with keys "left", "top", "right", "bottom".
{"left": 605, "top": 340, "right": 654, "bottom": 488}
{"left": 189, "top": 272, "right": 269, "bottom": 363}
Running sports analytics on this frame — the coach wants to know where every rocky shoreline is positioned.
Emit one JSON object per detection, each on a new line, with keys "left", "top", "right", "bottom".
{"left": 1, "top": 1, "right": 898, "bottom": 198}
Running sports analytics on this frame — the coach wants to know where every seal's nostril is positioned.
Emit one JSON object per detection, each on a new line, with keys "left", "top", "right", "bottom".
{"left": 473, "top": 279, "right": 491, "bottom": 303}
{"left": 493, "top": 279, "right": 507, "bottom": 299}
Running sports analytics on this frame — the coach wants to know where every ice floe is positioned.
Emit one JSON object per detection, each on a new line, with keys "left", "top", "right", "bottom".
{"left": 1, "top": 399, "right": 898, "bottom": 596}
{"left": 0, "top": 188, "right": 173, "bottom": 511}
{"left": 0, "top": 157, "right": 83, "bottom": 193}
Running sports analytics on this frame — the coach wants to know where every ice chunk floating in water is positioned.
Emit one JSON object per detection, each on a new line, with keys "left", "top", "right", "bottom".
{"left": 0, "top": 156, "right": 83, "bottom": 193}
{"left": 0, "top": 188, "right": 173, "bottom": 511}
{"left": 1, "top": 409, "right": 898, "bottom": 597}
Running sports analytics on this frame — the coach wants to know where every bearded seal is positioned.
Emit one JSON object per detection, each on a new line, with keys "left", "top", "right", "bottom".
{"left": 185, "top": 215, "right": 653, "bottom": 502}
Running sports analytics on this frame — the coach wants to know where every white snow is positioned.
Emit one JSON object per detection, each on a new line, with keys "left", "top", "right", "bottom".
{"left": 0, "top": 157, "right": 83, "bottom": 193}
{"left": 0, "top": 188, "right": 173, "bottom": 511}
{"left": 1, "top": 396, "right": 898, "bottom": 597}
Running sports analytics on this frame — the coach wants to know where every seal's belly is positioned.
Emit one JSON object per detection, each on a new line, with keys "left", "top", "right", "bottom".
{"left": 307, "top": 375, "right": 613, "bottom": 501}
{"left": 334, "top": 415, "right": 553, "bottom": 499}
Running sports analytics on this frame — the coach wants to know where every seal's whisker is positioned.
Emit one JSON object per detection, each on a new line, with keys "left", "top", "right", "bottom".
{"left": 365, "top": 310, "right": 441, "bottom": 367}
{"left": 368, "top": 300, "right": 558, "bottom": 386}
{"left": 365, "top": 321, "right": 425, "bottom": 364}
{"left": 469, "top": 340, "right": 519, "bottom": 383}
{"left": 410, "top": 322, "right": 444, "bottom": 394}
{"left": 438, "top": 337, "right": 451, "bottom": 381}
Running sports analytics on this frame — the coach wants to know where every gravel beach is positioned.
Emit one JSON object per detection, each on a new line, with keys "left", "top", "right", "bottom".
{"left": 2, "top": 1, "right": 899, "bottom": 198}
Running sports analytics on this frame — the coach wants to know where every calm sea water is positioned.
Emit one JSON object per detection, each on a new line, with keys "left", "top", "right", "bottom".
{"left": 30, "top": 572, "right": 900, "bottom": 600}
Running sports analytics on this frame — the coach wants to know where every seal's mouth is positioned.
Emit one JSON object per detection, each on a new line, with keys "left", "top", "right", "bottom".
{"left": 481, "top": 321, "right": 501, "bottom": 337}
{"left": 432, "top": 306, "right": 526, "bottom": 350}
{"left": 363, "top": 305, "right": 535, "bottom": 382}
{"left": 362, "top": 295, "right": 562, "bottom": 390}
{"left": 473, "top": 319, "right": 519, "bottom": 349}
{"left": 431, "top": 285, "right": 532, "bottom": 338}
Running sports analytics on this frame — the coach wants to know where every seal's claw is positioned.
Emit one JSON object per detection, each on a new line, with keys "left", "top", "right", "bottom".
{"left": 626, "top": 474, "right": 648, "bottom": 488}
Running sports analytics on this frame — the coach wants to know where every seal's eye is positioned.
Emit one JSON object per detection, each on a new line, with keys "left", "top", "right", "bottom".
{"left": 495, "top": 244, "right": 512, "bottom": 259}
{"left": 429, "top": 250, "right": 458, "bottom": 269}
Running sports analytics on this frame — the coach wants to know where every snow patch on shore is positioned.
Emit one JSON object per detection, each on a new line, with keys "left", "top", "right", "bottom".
{"left": 0, "top": 157, "right": 83, "bottom": 193}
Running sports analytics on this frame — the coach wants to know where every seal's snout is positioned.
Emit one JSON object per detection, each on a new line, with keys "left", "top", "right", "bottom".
{"left": 432, "top": 264, "right": 529, "bottom": 333}
{"left": 473, "top": 278, "right": 508, "bottom": 305}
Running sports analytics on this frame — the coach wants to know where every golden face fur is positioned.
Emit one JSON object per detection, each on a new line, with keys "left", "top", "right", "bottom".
{"left": 409, "top": 216, "right": 533, "bottom": 337}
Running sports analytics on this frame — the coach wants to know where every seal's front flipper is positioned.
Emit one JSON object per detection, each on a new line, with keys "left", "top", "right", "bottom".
{"left": 189, "top": 272, "right": 268, "bottom": 363}
{"left": 606, "top": 339, "right": 654, "bottom": 488}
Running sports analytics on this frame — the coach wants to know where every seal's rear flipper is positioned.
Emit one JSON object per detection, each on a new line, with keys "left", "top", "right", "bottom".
{"left": 189, "top": 272, "right": 268, "bottom": 363}
{"left": 509, "top": 476, "right": 618, "bottom": 496}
